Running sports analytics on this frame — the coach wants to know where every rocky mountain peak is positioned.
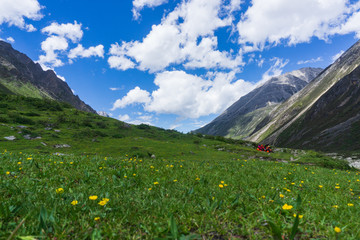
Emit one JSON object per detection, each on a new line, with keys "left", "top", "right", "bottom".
{"left": 194, "top": 67, "right": 323, "bottom": 138}
{"left": 0, "top": 40, "right": 96, "bottom": 113}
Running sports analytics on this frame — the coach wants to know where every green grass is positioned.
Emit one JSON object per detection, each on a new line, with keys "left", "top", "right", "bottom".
{"left": 1, "top": 151, "right": 359, "bottom": 239}
{"left": 0, "top": 94, "right": 358, "bottom": 239}
{"left": 0, "top": 78, "right": 51, "bottom": 99}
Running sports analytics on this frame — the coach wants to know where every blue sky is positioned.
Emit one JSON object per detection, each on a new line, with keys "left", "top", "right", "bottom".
{"left": 1, "top": 0, "right": 360, "bottom": 132}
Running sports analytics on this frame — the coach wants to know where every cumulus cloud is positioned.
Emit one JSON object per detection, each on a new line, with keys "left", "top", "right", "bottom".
{"left": 6, "top": 37, "right": 15, "bottom": 43}
{"left": 38, "top": 21, "right": 104, "bottom": 68}
{"left": 237, "top": 0, "right": 360, "bottom": 51}
{"left": 38, "top": 35, "right": 69, "bottom": 67}
{"left": 68, "top": 44, "right": 104, "bottom": 59}
{"left": 132, "top": 0, "right": 168, "bottom": 20}
{"left": 111, "top": 86, "right": 151, "bottom": 110}
{"left": 332, "top": 50, "right": 345, "bottom": 62}
{"left": 109, "top": 0, "right": 243, "bottom": 73}
{"left": 41, "top": 21, "right": 83, "bottom": 43}
{"left": 297, "top": 57, "right": 323, "bottom": 65}
{"left": 0, "top": 0, "right": 43, "bottom": 31}
{"left": 108, "top": 55, "right": 136, "bottom": 71}
{"left": 112, "top": 70, "right": 254, "bottom": 118}
{"left": 118, "top": 114, "right": 130, "bottom": 121}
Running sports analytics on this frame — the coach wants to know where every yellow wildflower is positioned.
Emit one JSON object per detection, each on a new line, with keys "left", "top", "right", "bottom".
{"left": 71, "top": 200, "right": 78, "bottom": 205}
{"left": 56, "top": 188, "right": 64, "bottom": 194}
{"left": 282, "top": 204, "right": 293, "bottom": 210}
{"left": 219, "top": 184, "right": 224, "bottom": 188}
{"left": 94, "top": 217, "right": 100, "bottom": 221}
{"left": 293, "top": 214, "right": 303, "bottom": 219}
{"left": 319, "top": 185, "right": 323, "bottom": 188}
{"left": 280, "top": 193, "right": 284, "bottom": 198}
{"left": 154, "top": 182, "right": 159, "bottom": 185}
{"left": 6, "top": 171, "right": 10, "bottom": 175}
{"left": 173, "top": 179, "right": 178, "bottom": 182}
{"left": 334, "top": 227, "right": 341, "bottom": 233}
{"left": 347, "top": 203, "right": 354, "bottom": 207}
{"left": 89, "top": 195, "right": 98, "bottom": 200}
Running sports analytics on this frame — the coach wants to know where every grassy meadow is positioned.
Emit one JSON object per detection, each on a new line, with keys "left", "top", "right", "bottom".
{"left": 1, "top": 94, "right": 360, "bottom": 239}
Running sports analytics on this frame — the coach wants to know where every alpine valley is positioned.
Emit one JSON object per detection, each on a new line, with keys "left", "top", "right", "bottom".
{"left": 2, "top": 40, "right": 360, "bottom": 239}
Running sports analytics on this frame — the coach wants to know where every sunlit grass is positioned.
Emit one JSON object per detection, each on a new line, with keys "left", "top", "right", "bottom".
{"left": 1, "top": 150, "right": 360, "bottom": 239}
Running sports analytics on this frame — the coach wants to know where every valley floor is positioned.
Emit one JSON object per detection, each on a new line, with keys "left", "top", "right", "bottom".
{"left": 1, "top": 150, "right": 360, "bottom": 239}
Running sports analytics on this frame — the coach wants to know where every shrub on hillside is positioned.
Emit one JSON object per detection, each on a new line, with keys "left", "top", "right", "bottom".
{"left": 8, "top": 112, "right": 35, "bottom": 125}
{"left": 137, "top": 124, "right": 151, "bottom": 130}
{"left": 0, "top": 116, "right": 9, "bottom": 123}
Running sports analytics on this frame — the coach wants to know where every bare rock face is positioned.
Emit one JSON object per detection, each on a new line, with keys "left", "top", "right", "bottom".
{"left": 4, "top": 136, "right": 16, "bottom": 140}
{"left": 0, "top": 40, "right": 96, "bottom": 113}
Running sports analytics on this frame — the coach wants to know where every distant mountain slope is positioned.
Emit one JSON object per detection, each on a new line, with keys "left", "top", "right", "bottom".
{"left": 272, "top": 62, "right": 360, "bottom": 152}
{"left": 195, "top": 67, "right": 322, "bottom": 138}
{"left": 0, "top": 40, "right": 96, "bottom": 113}
{"left": 249, "top": 40, "right": 360, "bottom": 152}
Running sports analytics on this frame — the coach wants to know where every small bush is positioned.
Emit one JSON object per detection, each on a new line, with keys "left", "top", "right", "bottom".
{"left": 96, "top": 121, "right": 107, "bottom": 129}
{"left": 137, "top": 124, "right": 151, "bottom": 130}
{"left": 23, "top": 112, "right": 41, "bottom": 117}
{"left": 0, "top": 116, "right": 9, "bottom": 123}
{"left": 8, "top": 112, "right": 35, "bottom": 125}
{"left": 112, "top": 133, "right": 125, "bottom": 138}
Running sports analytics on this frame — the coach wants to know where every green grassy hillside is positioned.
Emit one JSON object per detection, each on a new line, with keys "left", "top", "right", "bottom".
{"left": 1, "top": 94, "right": 359, "bottom": 239}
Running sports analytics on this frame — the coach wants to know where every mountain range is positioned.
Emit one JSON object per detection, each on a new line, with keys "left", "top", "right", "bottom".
{"left": 0, "top": 40, "right": 95, "bottom": 113}
{"left": 197, "top": 40, "right": 360, "bottom": 152}
{"left": 195, "top": 67, "right": 323, "bottom": 139}
{"left": 250, "top": 40, "right": 360, "bottom": 152}
{"left": 3, "top": 38, "right": 360, "bottom": 153}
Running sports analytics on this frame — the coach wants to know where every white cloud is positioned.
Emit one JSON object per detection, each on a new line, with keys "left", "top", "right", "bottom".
{"left": 332, "top": 50, "right": 345, "bottom": 62}
{"left": 110, "top": 87, "right": 123, "bottom": 91}
{"left": 38, "top": 35, "right": 68, "bottom": 67}
{"left": 331, "top": 5, "right": 360, "bottom": 38}
{"left": 170, "top": 123, "right": 182, "bottom": 130}
{"left": 41, "top": 21, "right": 83, "bottom": 43}
{"left": 0, "top": 0, "right": 43, "bottom": 31}
{"left": 111, "top": 86, "right": 151, "bottom": 110}
{"left": 68, "top": 44, "right": 104, "bottom": 59}
{"left": 39, "top": 21, "right": 103, "bottom": 68}
{"left": 297, "top": 57, "right": 323, "bottom": 65}
{"left": 237, "top": 0, "right": 359, "bottom": 51}
{"left": 109, "top": 0, "right": 243, "bottom": 73}
{"left": 132, "top": 0, "right": 168, "bottom": 20}
{"left": 257, "top": 57, "right": 289, "bottom": 86}
{"left": 118, "top": 114, "right": 130, "bottom": 121}
{"left": 5, "top": 37, "right": 15, "bottom": 43}
{"left": 108, "top": 55, "right": 136, "bottom": 71}
{"left": 112, "top": 70, "right": 254, "bottom": 118}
